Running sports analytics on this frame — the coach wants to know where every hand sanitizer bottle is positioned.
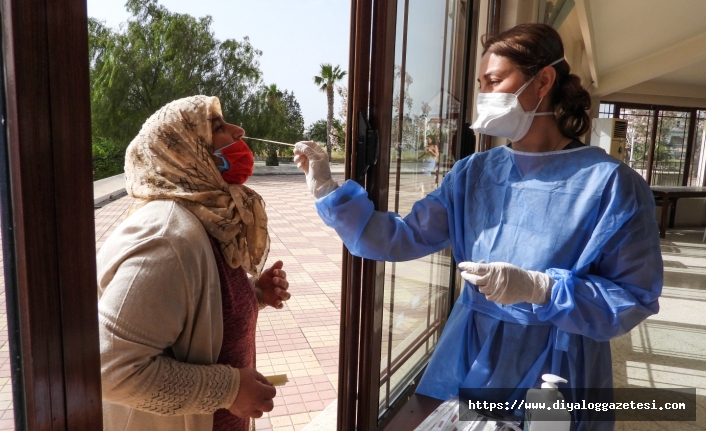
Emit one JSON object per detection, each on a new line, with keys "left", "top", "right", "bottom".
{"left": 525, "top": 374, "right": 570, "bottom": 431}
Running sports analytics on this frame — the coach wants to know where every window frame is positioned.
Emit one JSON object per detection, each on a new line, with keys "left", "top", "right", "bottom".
{"left": 607, "top": 101, "right": 703, "bottom": 186}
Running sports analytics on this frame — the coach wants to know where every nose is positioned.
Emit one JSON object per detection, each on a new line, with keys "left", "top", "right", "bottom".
{"left": 232, "top": 124, "right": 245, "bottom": 141}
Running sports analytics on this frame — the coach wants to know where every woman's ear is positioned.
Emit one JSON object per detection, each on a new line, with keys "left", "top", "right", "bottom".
{"left": 536, "top": 65, "right": 557, "bottom": 99}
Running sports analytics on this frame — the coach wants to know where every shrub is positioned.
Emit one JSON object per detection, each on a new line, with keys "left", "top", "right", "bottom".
{"left": 92, "top": 138, "right": 127, "bottom": 180}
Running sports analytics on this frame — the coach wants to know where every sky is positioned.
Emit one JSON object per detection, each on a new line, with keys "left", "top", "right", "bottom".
{"left": 86, "top": 0, "right": 351, "bottom": 127}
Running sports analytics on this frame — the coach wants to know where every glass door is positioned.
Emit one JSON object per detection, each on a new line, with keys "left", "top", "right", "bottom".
{"left": 340, "top": 0, "right": 478, "bottom": 429}
{"left": 379, "top": 0, "right": 463, "bottom": 416}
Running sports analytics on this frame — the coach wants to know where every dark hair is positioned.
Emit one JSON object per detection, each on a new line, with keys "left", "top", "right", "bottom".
{"left": 482, "top": 23, "right": 591, "bottom": 139}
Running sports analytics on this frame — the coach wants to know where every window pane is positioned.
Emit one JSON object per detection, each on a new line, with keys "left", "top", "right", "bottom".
{"left": 0, "top": 222, "right": 16, "bottom": 429}
{"left": 598, "top": 103, "right": 615, "bottom": 118}
{"left": 619, "top": 107, "right": 696, "bottom": 186}
{"left": 688, "top": 110, "right": 706, "bottom": 187}
{"left": 620, "top": 108, "right": 655, "bottom": 181}
{"left": 652, "top": 110, "right": 689, "bottom": 186}
{"left": 380, "top": 0, "right": 463, "bottom": 416}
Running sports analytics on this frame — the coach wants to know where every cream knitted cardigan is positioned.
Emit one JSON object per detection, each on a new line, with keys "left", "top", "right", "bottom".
{"left": 98, "top": 199, "right": 244, "bottom": 431}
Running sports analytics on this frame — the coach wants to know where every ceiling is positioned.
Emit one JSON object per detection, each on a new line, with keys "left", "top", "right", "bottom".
{"left": 561, "top": 0, "right": 706, "bottom": 102}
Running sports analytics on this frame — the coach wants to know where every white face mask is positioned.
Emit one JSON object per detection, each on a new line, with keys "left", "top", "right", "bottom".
{"left": 471, "top": 58, "right": 564, "bottom": 142}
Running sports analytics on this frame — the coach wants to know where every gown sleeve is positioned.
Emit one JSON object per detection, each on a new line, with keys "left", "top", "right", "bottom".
{"left": 314, "top": 179, "right": 452, "bottom": 262}
{"left": 533, "top": 165, "right": 663, "bottom": 341}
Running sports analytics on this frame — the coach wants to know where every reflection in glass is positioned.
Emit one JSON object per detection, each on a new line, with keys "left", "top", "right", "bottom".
{"left": 0, "top": 225, "right": 13, "bottom": 425}
{"left": 0, "top": 99, "right": 17, "bottom": 426}
{"left": 378, "top": 0, "right": 466, "bottom": 417}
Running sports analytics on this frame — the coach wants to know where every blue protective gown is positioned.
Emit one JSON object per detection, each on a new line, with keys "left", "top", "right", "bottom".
{"left": 315, "top": 145, "right": 663, "bottom": 430}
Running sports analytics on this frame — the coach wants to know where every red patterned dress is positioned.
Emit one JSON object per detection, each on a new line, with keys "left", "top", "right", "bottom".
{"left": 209, "top": 236, "right": 259, "bottom": 431}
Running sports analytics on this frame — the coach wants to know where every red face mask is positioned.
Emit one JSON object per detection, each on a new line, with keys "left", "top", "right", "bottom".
{"left": 214, "top": 140, "right": 254, "bottom": 184}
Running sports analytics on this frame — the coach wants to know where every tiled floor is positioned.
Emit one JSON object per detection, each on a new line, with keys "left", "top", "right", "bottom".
{"left": 612, "top": 229, "right": 706, "bottom": 431}
{"left": 1, "top": 174, "right": 706, "bottom": 430}
{"left": 243, "top": 174, "right": 346, "bottom": 430}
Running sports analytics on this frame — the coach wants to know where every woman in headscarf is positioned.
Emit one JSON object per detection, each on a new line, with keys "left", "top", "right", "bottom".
{"left": 97, "top": 95, "right": 290, "bottom": 431}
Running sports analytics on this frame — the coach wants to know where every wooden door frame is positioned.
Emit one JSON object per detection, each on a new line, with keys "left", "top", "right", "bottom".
{"left": 339, "top": 0, "right": 398, "bottom": 428}
{"left": 1, "top": 0, "right": 103, "bottom": 428}
{"left": 337, "top": 0, "right": 374, "bottom": 429}
{"left": 357, "top": 0, "right": 397, "bottom": 429}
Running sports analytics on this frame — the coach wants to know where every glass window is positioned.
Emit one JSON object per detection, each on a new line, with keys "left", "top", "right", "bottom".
{"left": 619, "top": 106, "right": 698, "bottom": 186}
{"left": 621, "top": 107, "right": 655, "bottom": 181}
{"left": 652, "top": 110, "right": 690, "bottom": 186}
{"left": 598, "top": 103, "right": 615, "bottom": 118}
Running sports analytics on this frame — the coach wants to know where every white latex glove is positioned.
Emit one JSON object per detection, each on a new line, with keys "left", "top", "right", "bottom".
{"left": 293, "top": 141, "right": 339, "bottom": 199}
{"left": 458, "top": 261, "right": 554, "bottom": 305}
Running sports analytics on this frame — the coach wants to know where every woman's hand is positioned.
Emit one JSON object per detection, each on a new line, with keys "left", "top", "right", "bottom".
{"left": 459, "top": 261, "right": 553, "bottom": 305}
{"left": 257, "top": 261, "right": 290, "bottom": 309}
{"left": 228, "top": 368, "right": 276, "bottom": 418}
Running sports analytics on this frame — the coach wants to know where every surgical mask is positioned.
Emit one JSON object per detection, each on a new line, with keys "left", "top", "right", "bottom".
{"left": 471, "top": 58, "right": 564, "bottom": 142}
{"left": 214, "top": 140, "right": 254, "bottom": 184}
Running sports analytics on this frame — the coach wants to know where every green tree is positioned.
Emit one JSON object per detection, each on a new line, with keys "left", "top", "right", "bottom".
{"left": 243, "top": 84, "right": 305, "bottom": 166}
{"left": 88, "top": 0, "right": 263, "bottom": 178}
{"left": 262, "top": 84, "right": 285, "bottom": 166}
{"left": 306, "top": 118, "right": 344, "bottom": 149}
{"left": 313, "top": 64, "right": 347, "bottom": 160}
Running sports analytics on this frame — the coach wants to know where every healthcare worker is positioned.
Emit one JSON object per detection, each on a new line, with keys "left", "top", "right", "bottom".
{"left": 294, "top": 23, "right": 662, "bottom": 430}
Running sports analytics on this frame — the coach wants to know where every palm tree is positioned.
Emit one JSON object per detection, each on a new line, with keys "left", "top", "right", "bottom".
{"left": 265, "top": 83, "right": 282, "bottom": 104}
{"left": 313, "top": 64, "right": 347, "bottom": 160}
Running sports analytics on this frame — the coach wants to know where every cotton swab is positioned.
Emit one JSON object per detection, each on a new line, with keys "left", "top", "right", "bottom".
{"left": 243, "top": 137, "right": 296, "bottom": 147}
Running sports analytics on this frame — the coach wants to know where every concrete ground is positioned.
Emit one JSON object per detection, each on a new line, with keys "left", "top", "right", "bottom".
{"left": 0, "top": 170, "right": 705, "bottom": 430}
{"left": 612, "top": 228, "right": 706, "bottom": 430}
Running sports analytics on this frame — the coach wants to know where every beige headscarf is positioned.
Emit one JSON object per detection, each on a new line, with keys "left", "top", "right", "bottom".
{"left": 124, "top": 95, "right": 269, "bottom": 276}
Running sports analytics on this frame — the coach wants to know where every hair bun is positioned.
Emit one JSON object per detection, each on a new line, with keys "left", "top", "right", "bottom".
{"left": 555, "top": 73, "right": 591, "bottom": 139}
